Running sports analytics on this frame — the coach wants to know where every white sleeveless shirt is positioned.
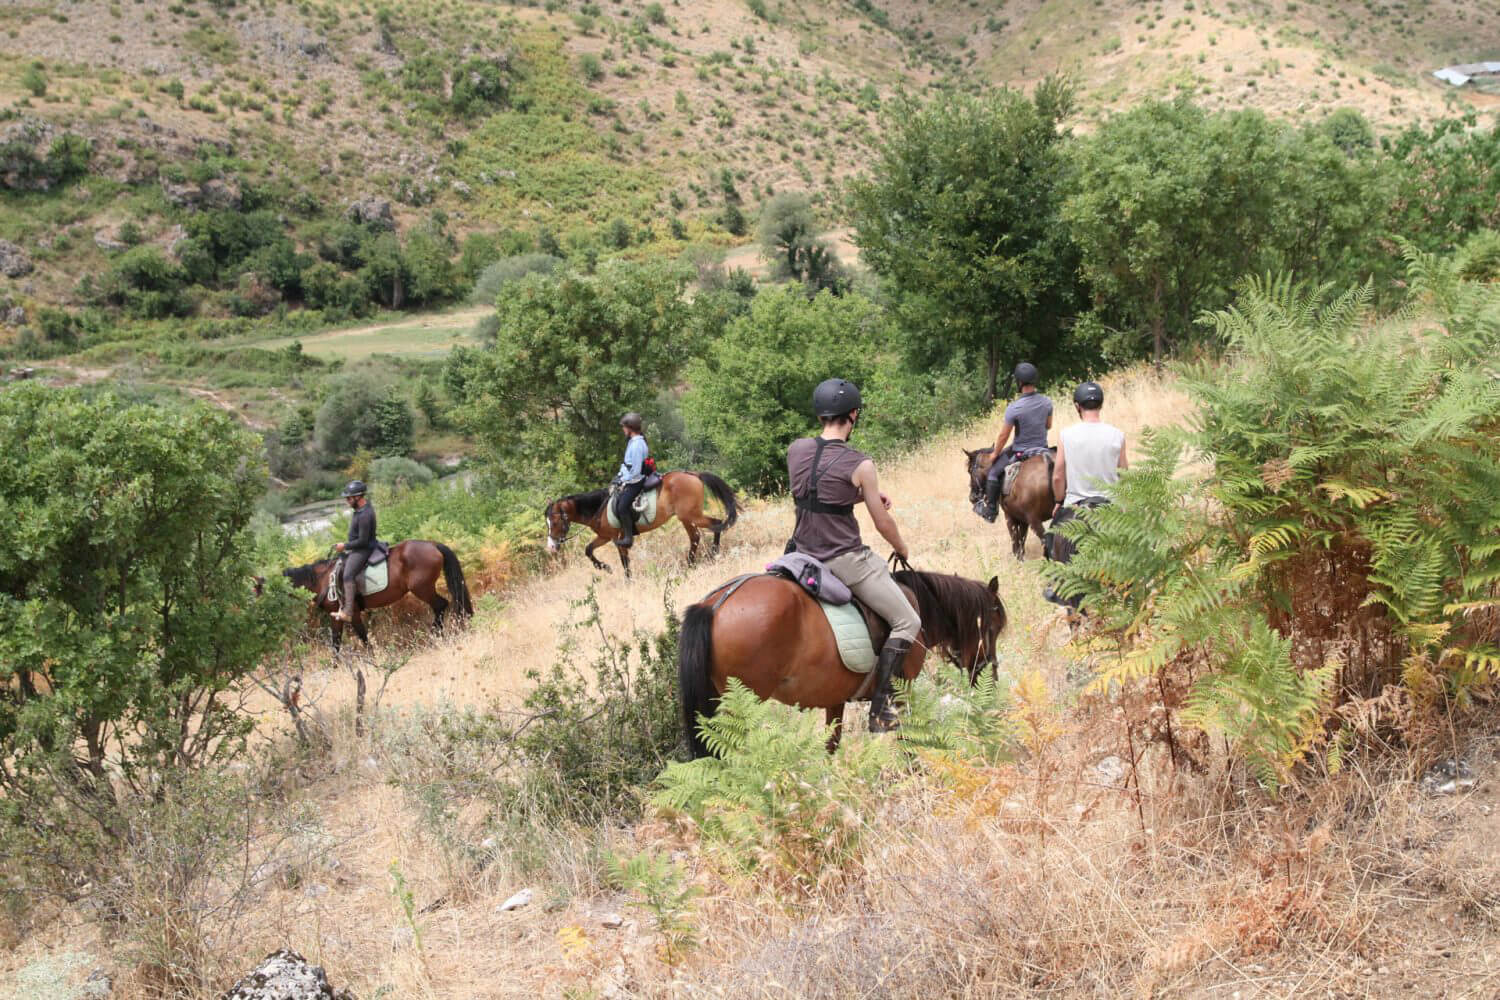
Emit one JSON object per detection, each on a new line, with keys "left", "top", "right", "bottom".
{"left": 1061, "top": 421, "right": 1125, "bottom": 505}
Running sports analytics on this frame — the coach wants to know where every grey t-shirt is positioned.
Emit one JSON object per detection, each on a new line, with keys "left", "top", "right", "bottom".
{"left": 1004, "top": 393, "right": 1053, "bottom": 453}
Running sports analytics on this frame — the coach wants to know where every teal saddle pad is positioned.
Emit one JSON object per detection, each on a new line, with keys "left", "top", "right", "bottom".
{"left": 820, "top": 599, "right": 876, "bottom": 674}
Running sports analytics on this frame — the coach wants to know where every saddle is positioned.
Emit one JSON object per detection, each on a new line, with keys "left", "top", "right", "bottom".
{"left": 605, "top": 477, "right": 662, "bottom": 530}
{"left": 764, "top": 555, "right": 886, "bottom": 676}
{"left": 326, "top": 542, "right": 391, "bottom": 604}
{"left": 1003, "top": 448, "right": 1055, "bottom": 496}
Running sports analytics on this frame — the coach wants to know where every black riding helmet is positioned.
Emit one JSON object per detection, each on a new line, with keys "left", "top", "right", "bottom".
{"left": 341, "top": 480, "right": 367, "bottom": 498}
{"left": 1013, "top": 362, "right": 1039, "bottom": 387}
{"left": 812, "top": 378, "right": 862, "bottom": 419}
{"left": 1073, "top": 381, "right": 1105, "bottom": 410}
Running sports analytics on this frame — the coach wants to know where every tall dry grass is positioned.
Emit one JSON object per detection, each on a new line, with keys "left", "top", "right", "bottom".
{"left": 9, "top": 366, "right": 1497, "bottom": 1000}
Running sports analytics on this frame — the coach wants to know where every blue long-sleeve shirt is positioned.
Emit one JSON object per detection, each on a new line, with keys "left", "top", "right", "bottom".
{"left": 616, "top": 435, "right": 650, "bottom": 484}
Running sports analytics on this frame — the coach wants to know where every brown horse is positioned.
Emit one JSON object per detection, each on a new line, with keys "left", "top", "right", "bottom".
{"left": 544, "top": 470, "right": 739, "bottom": 577}
{"left": 283, "top": 540, "right": 473, "bottom": 649}
{"left": 678, "top": 568, "right": 1007, "bottom": 757}
{"left": 965, "top": 447, "right": 1055, "bottom": 561}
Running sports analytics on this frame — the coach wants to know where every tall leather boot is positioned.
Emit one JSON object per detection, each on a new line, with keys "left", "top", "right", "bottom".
{"left": 982, "top": 477, "right": 1003, "bottom": 523}
{"left": 615, "top": 498, "right": 636, "bottom": 549}
{"left": 868, "top": 637, "right": 912, "bottom": 733}
{"left": 333, "top": 566, "right": 355, "bottom": 622}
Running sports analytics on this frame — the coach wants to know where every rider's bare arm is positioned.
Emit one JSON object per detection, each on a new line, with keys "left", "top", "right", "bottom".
{"left": 992, "top": 420, "right": 1014, "bottom": 456}
{"left": 853, "top": 459, "right": 908, "bottom": 560}
{"left": 1052, "top": 440, "right": 1067, "bottom": 507}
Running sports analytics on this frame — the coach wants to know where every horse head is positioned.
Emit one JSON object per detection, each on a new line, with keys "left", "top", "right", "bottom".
{"left": 543, "top": 498, "right": 572, "bottom": 554}
{"left": 962, "top": 447, "right": 992, "bottom": 504}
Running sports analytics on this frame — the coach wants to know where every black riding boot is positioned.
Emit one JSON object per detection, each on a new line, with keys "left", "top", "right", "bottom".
{"left": 982, "top": 477, "right": 1003, "bottom": 523}
{"left": 868, "top": 637, "right": 912, "bottom": 733}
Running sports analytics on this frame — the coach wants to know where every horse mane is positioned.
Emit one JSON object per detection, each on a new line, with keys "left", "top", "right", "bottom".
{"left": 893, "top": 569, "right": 1004, "bottom": 657}
{"left": 283, "top": 560, "right": 331, "bottom": 590}
{"left": 561, "top": 489, "right": 609, "bottom": 521}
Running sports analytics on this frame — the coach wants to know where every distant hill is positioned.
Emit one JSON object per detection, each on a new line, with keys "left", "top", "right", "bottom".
{"left": 1, "top": 0, "right": 1496, "bottom": 312}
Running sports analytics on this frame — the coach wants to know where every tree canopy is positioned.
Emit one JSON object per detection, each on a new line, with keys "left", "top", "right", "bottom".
{"left": 848, "top": 77, "right": 1084, "bottom": 402}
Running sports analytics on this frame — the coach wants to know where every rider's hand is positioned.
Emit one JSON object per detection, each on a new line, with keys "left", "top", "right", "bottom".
{"left": 335, "top": 542, "right": 345, "bottom": 552}
{"left": 895, "top": 545, "right": 910, "bottom": 562}
{"left": 879, "top": 491, "right": 892, "bottom": 511}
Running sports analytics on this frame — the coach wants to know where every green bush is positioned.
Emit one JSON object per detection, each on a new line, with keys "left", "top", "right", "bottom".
{"left": 469, "top": 252, "right": 559, "bottom": 305}
{"left": 313, "top": 372, "right": 416, "bottom": 465}
{"left": 0, "top": 386, "right": 300, "bottom": 902}
{"left": 20, "top": 64, "right": 46, "bottom": 97}
{"left": 369, "top": 455, "right": 434, "bottom": 490}
{"left": 1044, "top": 260, "right": 1500, "bottom": 788}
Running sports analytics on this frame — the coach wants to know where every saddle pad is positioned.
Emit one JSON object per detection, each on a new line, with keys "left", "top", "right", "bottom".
{"left": 606, "top": 486, "right": 659, "bottom": 531}
{"left": 357, "top": 560, "right": 389, "bottom": 596}
{"left": 1003, "top": 461, "right": 1023, "bottom": 494}
{"left": 819, "top": 599, "right": 876, "bottom": 674}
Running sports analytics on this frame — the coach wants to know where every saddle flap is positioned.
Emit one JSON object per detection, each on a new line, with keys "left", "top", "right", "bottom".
{"left": 366, "top": 540, "right": 390, "bottom": 565}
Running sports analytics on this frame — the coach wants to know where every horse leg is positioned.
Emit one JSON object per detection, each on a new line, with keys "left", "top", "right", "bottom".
{"left": 618, "top": 543, "right": 632, "bottom": 579}
{"left": 1006, "top": 513, "right": 1027, "bottom": 561}
{"left": 353, "top": 613, "right": 370, "bottom": 646}
{"left": 825, "top": 705, "right": 845, "bottom": 754}
{"left": 330, "top": 618, "right": 344, "bottom": 653}
{"left": 412, "top": 576, "right": 448, "bottom": 633}
{"left": 584, "top": 537, "right": 611, "bottom": 573}
{"left": 683, "top": 522, "right": 701, "bottom": 566}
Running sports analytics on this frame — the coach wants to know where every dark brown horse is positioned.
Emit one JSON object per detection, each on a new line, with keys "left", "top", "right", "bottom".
{"left": 544, "top": 470, "right": 739, "bottom": 577}
{"left": 965, "top": 447, "right": 1055, "bottom": 561}
{"left": 678, "top": 568, "right": 1007, "bottom": 757}
{"left": 283, "top": 540, "right": 472, "bottom": 649}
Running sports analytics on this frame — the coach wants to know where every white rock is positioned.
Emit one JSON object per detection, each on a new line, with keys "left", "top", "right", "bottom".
{"left": 599, "top": 912, "right": 623, "bottom": 928}
{"left": 499, "top": 888, "right": 533, "bottom": 911}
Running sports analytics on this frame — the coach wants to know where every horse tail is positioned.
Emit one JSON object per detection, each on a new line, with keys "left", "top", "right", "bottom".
{"left": 678, "top": 603, "right": 718, "bottom": 759}
{"left": 434, "top": 542, "right": 474, "bottom": 620}
{"left": 694, "top": 471, "right": 739, "bottom": 530}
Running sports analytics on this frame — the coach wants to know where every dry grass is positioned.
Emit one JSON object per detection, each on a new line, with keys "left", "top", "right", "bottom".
{"left": 7, "top": 366, "right": 1500, "bottom": 999}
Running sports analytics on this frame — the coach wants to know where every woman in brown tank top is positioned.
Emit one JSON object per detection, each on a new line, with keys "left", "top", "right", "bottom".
{"left": 785, "top": 378, "right": 920, "bottom": 733}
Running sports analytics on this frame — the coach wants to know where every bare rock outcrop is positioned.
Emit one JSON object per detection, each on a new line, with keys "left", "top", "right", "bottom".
{"left": 220, "top": 950, "right": 355, "bottom": 1000}
{"left": 0, "top": 240, "right": 34, "bottom": 278}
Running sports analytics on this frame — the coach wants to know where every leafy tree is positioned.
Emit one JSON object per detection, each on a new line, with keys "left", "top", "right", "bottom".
{"left": 0, "top": 386, "right": 299, "bottom": 885}
{"left": 849, "top": 78, "right": 1084, "bottom": 402}
{"left": 1063, "top": 99, "right": 1383, "bottom": 364}
{"left": 1384, "top": 114, "right": 1500, "bottom": 255}
{"left": 446, "top": 259, "right": 693, "bottom": 484}
{"left": 681, "top": 286, "right": 942, "bottom": 492}
{"left": 314, "top": 371, "right": 413, "bottom": 464}
{"left": 758, "top": 192, "right": 847, "bottom": 293}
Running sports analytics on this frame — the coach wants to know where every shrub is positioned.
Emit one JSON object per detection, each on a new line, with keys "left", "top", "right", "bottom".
{"left": 20, "top": 64, "right": 46, "bottom": 97}
{"left": 653, "top": 679, "right": 897, "bottom": 895}
{"left": 1044, "top": 263, "right": 1500, "bottom": 789}
{"left": 468, "top": 252, "right": 559, "bottom": 305}
{"left": 579, "top": 53, "right": 604, "bottom": 82}
{"left": 313, "top": 372, "right": 415, "bottom": 464}
{"left": 0, "top": 386, "right": 301, "bottom": 909}
{"left": 369, "top": 455, "right": 434, "bottom": 490}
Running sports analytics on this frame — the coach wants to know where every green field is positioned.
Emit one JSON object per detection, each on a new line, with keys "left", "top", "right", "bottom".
{"left": 253, "top": 306, "right": 489, "bottom": 360}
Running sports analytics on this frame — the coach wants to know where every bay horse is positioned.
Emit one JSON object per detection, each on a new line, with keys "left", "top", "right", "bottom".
{"left": 282, "top": 540, "right": 473, "bottom": 650}
{"left": 677, "top": 567, "right": 1006, "bottom": 757}
{"left": 965, "top": 447, "right": 1055, "bottom": 561}
{"left": 544, "top": 470, "right": 739, "bottom": 578}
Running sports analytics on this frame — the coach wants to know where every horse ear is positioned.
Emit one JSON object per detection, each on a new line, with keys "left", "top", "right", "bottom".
{"left": 962, "top": 447, "right": 976, "bottom": 458}
{"left": 987, "top": 576, "right": 999, "bottom": 594}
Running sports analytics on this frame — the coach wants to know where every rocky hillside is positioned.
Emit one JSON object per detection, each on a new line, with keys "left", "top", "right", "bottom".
{"left": 1, "top": 0, "right": 1495, "bottom": 313}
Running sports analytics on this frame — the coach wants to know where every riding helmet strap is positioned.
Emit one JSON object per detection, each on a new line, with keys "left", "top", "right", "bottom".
{"left": 794, "top": 437, "right": 856, "bottom": 517}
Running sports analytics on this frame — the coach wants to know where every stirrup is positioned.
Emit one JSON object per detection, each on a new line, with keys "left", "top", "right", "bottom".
{"left": 869, "top": 703, "right": 901, "bottom": 733}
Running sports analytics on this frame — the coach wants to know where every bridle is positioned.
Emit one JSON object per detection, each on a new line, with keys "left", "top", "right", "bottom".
{"left": 545, "top": 502, "right": 575, "bottom": 551}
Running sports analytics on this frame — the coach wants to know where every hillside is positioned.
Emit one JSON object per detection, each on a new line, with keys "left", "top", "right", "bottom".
{"left": 4, "top": 366, "right": 1498, "bottom": 998}
{"left": 2, "top": 0, "right": 1496, "bottom": 316}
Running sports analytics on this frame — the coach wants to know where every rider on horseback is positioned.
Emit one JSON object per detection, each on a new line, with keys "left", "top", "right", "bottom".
{"left": 978, "top": 362, "right": 1053, "bottom": 523}
{"left": 787, "top": 378, "right": 919, "bottom": 733}
{"left": 1045, "top": 381, "right": 1128, "bottom": 605}
{"left": 331, "top": 480, "right": 375, "bottom": 623}
{"left": 612, "top": 412, "right": 650, "bottom": 549}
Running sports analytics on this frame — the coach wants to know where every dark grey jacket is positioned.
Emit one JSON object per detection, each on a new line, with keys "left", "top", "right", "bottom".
{"left": 346, "top": 503, "right": 376, "bottom": 552}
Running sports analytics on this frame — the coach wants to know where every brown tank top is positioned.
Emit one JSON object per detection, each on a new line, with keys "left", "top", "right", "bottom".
{"left": 787, "top": 436, "right": 869, "bottom": 561}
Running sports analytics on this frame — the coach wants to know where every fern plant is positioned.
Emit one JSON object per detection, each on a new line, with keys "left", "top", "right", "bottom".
{"left": 898, "top": 664, "right": 1019, "bottom": 765}
{"left": 1044, "top": 256, "right": 1500, "bottom": 789}
{"left": 605, "top": 850, "right": 700, "bottom": 966}
{"left": 651, "top": 680, "right": 897, "bottom": 895}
